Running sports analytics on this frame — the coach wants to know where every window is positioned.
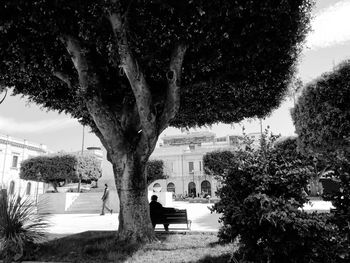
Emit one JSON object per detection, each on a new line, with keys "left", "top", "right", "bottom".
{"left": 199, "top": 161, "right": 202, "bottom": 171}
{"left": 9, "top": 181, "right": 15, "bottom": 195}
{"left": 167, "top": 182, "right": 175, "bottom": 193}
{"left": 216, "top": 137, "right": 227, "bottom": 142}
{"left": 189, "top": 162, "right": 194, "bottom": 173}
{"left": 166, "top": 161, "right": 174, "bottom": 173}
{"left": 153, "top": 183, "right": 161, "bottom": 192}
{"left": 11, "top": 155, "right": 19, "bottom": 168}
{"left": 26, "top": 182, "right": 32, "bottom": 195}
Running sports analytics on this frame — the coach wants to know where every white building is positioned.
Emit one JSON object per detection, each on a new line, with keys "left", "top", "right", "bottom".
{"left": 148, "top": 131, "right": 258, "bottom": 197}
{"left": 0, "top": 133, "right": 48, "bottom": 202}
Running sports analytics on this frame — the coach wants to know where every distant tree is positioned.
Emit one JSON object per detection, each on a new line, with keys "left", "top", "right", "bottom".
{"left": 20, "top": 154, "right": 102, "bottom": 192}
{"left": 203, "top": 150, "right": 236, "bottom": 177}
{"left": 287, "top": 77, "right": 303, "bottom": 106}
{"left": 291, "top": 60, "right": 350, "bottom": 157}
{"left": 0, "top": 0, "right": 313, "bottom": 242}
{"left": 146, "top": 160, "right": 165, "bottom": 185}
{"left": 274, "top": 136, "right": 331, "bottom": 196}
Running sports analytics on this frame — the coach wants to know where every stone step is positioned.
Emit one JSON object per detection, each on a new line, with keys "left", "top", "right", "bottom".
{"left": 66, "top": 192, "right": 119, "bottom": 214}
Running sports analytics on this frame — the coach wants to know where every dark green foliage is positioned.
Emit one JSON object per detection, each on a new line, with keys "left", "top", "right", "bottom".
{"left": 292, "top": 60, "right": 350, "bottom": 258}
{"left": 203, "top": 150, "right": 236, "bottom": 177}
{"left": 20, "top": 154, "right": 102, "bottom": 185}
{"left": 146, "top": 160, "right": 165, "bottom": 184}
{"left": 0, "top": 190, "right": 48, "bottom": 263}
{"left": 275, "top": 136, "right": 332, "bottom": 196}
{"left": 291, "top": 60, "right": 350, "bottom": 156}
{"left": 212, "top": 134, "right": 341, "bottom": 262}
{"left": 0, "top": 0, "right": 313, "bottom": 128}
{"left": 274, "top": 136, "right": 300, "bottom": 159}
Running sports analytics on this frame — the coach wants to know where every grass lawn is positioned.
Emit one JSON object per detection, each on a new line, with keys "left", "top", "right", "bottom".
{"left": 25, "top": 231, "right": 235, "bottom": 263}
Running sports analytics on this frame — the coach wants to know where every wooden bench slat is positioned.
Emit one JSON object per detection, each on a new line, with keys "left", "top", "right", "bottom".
{"left": 153, "top": 208, "right": 191, "bottom": 230}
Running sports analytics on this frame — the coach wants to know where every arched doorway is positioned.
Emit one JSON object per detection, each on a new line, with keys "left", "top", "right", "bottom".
{"left": 9, "top": 181, "right": 15, "bottom": 195}
{"left": 167, "top": 182, "right": 175, "bottom": 193}
{"left": 26, "top": 182, "right": 32, "bottom": 195}
{"left": 153, "top": 183, "right": 161, "bottom": 192}
{"left": 188, "top": 182, "right": 196, "bottom": 197}
{"left": 201, "top": 180, "right": 211, "bottom": 196}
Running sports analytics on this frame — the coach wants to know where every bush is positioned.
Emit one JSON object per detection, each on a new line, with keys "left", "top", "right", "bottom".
{"left": 212, "top": 133, "right": 342, "bottom": 262}
{"left": 20, "top": 153, "right": 102, "bottom": 192}
{"left": 0, "top": 190, "right": 48, "bottom": 263}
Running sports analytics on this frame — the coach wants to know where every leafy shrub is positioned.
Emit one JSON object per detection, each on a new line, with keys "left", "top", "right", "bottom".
{"left": 211, "top": 133, "right": 342, "bottom": 262}
{"left": 0, "top": 190, "right": 48, "bottom": 263}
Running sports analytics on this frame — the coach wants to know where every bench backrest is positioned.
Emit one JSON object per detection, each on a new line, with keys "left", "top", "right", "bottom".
{"left": 156, "top": 209, "right": 188, "bottom": 224}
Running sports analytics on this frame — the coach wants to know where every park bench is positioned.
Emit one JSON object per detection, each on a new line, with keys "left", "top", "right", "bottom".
{"left": 154, "top": 208, "right": 192, "bottom": 230}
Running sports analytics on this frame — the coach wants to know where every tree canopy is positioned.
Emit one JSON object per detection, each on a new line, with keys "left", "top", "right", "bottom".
{"left": 292, "top": 60, "right": 350, "bottom": 156}
{"left": 1, "top": 0, "right": 313, "bottom": 242}
{"left": 1, "top": 0, "right": 312, "bottom": 128}
{"left": 20, "top": 154, "right": 102, "bottom": 190}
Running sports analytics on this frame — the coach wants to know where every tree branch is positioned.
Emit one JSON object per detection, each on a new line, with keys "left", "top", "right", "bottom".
{"left": 109, "top": 12, "right": 156, "bottom": 139}
{"left": 159, "top": 43, "right": 188, "bottom": 133}
{"left": 0, "top": 86, "right": 7, "bottom": 105}
{"left": 60, "top": 36, "right": 90, "bottom": 93}
{"left": 53, "top": 71, "right": 72, "bottom": 89}
{"left": 60, "top": 35, "right": 126, "bottom": 149}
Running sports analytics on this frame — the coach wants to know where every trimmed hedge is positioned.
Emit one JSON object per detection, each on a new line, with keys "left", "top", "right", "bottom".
{"left": 20, "top": 153, "right": 102, "bottom": 184}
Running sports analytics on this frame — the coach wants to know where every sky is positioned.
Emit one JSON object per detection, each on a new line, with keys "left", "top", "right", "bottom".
{"left": 0, "top": 0, "right": 350, "bottom": 152}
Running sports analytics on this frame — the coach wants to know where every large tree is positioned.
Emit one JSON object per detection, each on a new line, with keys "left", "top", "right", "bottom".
{"left": 0, "top": 0, "right": 312, "bottom": 242}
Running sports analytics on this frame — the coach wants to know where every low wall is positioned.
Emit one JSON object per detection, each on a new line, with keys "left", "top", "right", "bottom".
{"left": 37, "top": 192, "right": 80, "bottom": 214}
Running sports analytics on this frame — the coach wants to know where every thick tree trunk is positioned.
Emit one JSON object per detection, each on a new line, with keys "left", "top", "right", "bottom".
{"left": 111, "top": 151, "right": 156, "bottom": 243}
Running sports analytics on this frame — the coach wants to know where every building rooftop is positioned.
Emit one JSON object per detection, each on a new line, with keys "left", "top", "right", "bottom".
{"left": 0, "top": 133, "right": 47, "bottom": 153}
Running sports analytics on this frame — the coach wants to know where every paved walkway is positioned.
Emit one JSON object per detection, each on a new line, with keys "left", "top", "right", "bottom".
{"left": 46, "top": 202, "right": 221, "bottom": 240}
{"left": 45, "top": 200, "right": 334, "bottom": 241}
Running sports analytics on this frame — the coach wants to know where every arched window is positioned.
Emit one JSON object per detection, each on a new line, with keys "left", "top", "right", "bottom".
{"left": 153, "top": 183, "right": 161, "bottom": 192}
{"left": 188, "top": 182, "right": 196, "bottom": 197}
{"left": 167, "top": 182, "right": 175, "bottom": 193}
{"left": 201, "top": 180, "right": 211, "bottom": 196}
{"left": 26, "top": 182, "right": 32, "bottom": 195}
{"left": 9, "top": 181, "right": 15, "bottom": 195}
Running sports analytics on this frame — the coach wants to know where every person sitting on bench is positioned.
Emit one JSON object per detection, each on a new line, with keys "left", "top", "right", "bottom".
{"left": 149, "top": 195, "right": 175, "bottom": 231}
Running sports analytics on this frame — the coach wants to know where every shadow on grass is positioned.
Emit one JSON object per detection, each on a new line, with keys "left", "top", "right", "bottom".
{"left": 195, "top": 253, "right": 232, "bottom": 263}
{"left": 24, "top": 231, "right": 230, "bottom": 263}
{"left": 24, "top": 231, "right": 131, "bottom": 263}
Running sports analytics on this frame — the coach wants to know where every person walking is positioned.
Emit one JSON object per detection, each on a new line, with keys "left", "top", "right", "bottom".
{"left": 100, "top": 183, "right": 113, "bottom": 215}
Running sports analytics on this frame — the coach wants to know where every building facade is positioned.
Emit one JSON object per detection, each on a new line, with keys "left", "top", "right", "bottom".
{"left": 148, "top": 131, "right": 258, "bottom": 197}
{"left": 0, "top": 133, "right": 48, "bottom": 201}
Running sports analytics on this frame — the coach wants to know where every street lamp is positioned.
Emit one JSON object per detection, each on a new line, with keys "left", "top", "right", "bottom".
{"left": 77, "top": 125, "right": 85, "bottom": 193}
